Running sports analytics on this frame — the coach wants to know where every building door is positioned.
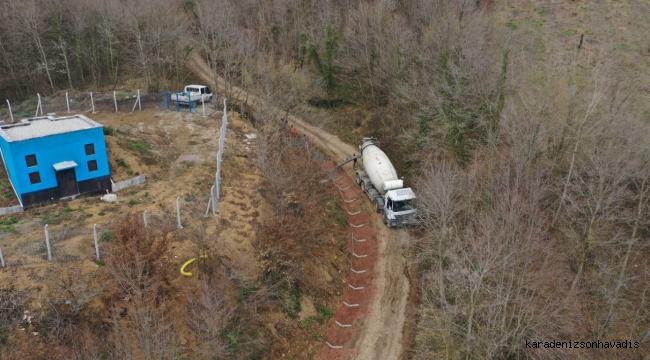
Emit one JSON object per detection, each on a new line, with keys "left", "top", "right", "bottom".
{"left": 56, "top": 168, "right": 79, "bottom": 197}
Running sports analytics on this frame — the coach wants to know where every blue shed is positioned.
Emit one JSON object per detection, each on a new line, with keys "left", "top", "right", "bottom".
{"left": 0, "top": 114, "right": 111, "bottom": 208}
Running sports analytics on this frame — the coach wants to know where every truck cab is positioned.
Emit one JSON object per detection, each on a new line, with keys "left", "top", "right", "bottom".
{"left": 383, "top": 188, "right": 417, "bottom": 227}
{"left": 184, "top": 85, "right": 212, "bottom": 97}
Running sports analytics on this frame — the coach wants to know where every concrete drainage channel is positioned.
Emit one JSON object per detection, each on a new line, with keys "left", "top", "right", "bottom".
{"left": 316, "top": 158, "right": 379, "bottom": 360}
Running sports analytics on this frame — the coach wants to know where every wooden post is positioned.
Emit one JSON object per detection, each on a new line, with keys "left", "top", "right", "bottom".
{"left": 578, "top": 34, "right": 584, "bottom": 49}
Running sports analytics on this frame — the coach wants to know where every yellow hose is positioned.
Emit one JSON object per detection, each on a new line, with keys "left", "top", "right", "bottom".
{"left": 180, "top": 254, "right": 209, "bottom": 276}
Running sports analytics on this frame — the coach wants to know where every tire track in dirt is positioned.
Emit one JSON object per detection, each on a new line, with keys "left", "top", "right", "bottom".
{"left": 188, "top": 53, "right": 410, "bottom": 360}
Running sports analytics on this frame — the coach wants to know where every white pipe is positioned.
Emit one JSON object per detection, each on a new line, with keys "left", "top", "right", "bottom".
{"left": 45, "top": 224, "right": 52, "bottom": 261}
{"left": 6, "top": 99, "right": 14, "bottom": 123}
{"left": 113, "top": 91, "right": 118, "bottom": 112}
{"left": 66, "top": 92, "right": 70, "bottom": 113}
{"left": 138, "top": 90, "right": 141, "bottom": 110}
{"left": 93, "top": 224, "right": 100, "bottom": 260}
{"left": 90, "top": 92, "right": 96, "bottom": 113}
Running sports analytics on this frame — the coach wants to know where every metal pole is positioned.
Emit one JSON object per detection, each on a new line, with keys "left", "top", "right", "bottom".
{"left": 66, "top": 92, "right": 70, "bottom": 113}
{"left": 6, "top": 100, "right": 13, "bottom": 123}
{"left": 91, "top": 92, "right": 96, "bottom": 113}
{"left": 143, "top": 211, "right": 148, "bottom": 227}
{"left": 137, "top": 90, "right": 141, "bottom": 110}
{"left": 214, "top": 167, "right": 220, "bottom": 215}
{"left": 0, "top": 243, "right": 5, "bottom": 267}
{"left": 45, "top": 224, "right": 52, "bottom": 262}
{"left": 132, "top": 91, "right": 138, "bottom": 111}
{"left": 204, "top": 190, "right": 213, "bottom": 218}
{"left": 35, "top": 93, "right": 41, "bottom": 117}
{"left": 113, "top": 91, "right": 118, "bottom": 112}
{"left": 93, "top": 224, "right": 100, "bottom": 260}
{"left": 176, "top": 197, "right": 183, "bottom": 229}
{"left": 202, "top": 97, "right": 206, "bottom": 117}
{"left": 210, "top": 184, "right": 216, "bottom": 216}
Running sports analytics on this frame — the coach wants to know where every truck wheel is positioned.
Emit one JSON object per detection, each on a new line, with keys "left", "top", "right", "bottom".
{"left": 384, "top": 213, "right": 392, "bottom": 227}
{"left": 356, "top": 173, "right": 362, "bottom": 186}
{"left": 375, "top": 202, "right": 382, "bottom": 213}
{"left": 361, "top": 182, "right": 366, "bottom": 193}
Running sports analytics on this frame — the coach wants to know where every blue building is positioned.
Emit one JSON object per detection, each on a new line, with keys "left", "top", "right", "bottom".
{"left": 0, "top": 114, "right": 111, "bottom": 208}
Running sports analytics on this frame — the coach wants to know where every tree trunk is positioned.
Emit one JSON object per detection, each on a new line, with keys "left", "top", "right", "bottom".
{"left": 600, "top": 179, "right": 649, "bottom": 337}
{"left": 32, "top": 31, "right": 55, "bottom": 92}
{"left": 58, "top": 36, "right": 74, "bottom": 89}
{"left": 0, "top": 36, "right": 21, "bottom": 97}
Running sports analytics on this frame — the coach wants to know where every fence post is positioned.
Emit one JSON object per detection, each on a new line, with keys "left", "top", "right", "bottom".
{"left": 132, "top": 90, "right": 141, "bottom": 111}
{"left": 93, "top": 224, "right": 100, "bottom": 261}
{"left": 6, "top": 99, "right": 14, "bottom": 123}
{"left": 176, "top": 197, "right": 183, "bottom": 229}
{"left": 113, "top": 91, "right": 118, "bottom": 112}
{"left": 0, "top": 243, "right": 5, "bottom": 267}
{"left": 204, "top": 184, "right": 215, "bottom": 218}
{"left": 91, "top": 92, "right": 96, "bottom": 114}
{"left": 45, "top": 224, "right": 52, "bottom": 262}
{"left": 35, "top": 93, "right": 43, "bottom": 117}
{"left": 143, "top": 210, "right": 147, "bottom": 227}
{"left": 211, "top": 184, "right": 217, "bottom": 216}
{"left": 137, "top": 90, "right": 141, "bottom": 110}
{"left": 66, "top": 92, "right": 70, "bottom": 114}
{"left": 202, "top": 97, "right": 206, "bottom": 117}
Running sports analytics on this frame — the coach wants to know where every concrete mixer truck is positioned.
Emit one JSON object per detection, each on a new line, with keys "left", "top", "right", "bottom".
{"left": 353, "top": 138, "right": 417, "bottom": 227}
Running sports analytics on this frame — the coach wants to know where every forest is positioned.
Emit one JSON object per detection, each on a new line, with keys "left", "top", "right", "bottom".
{"left": 1, "top": 0, "right": 650, "bottom": 359}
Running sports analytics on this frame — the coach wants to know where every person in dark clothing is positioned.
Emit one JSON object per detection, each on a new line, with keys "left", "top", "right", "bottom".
{"left": 353, "top": 153, "right": 357, "bottom": 169}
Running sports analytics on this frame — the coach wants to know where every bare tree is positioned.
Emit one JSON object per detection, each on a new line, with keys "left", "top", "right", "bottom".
{"left": 187, "top": 281, "right": 237, "bottom": 359}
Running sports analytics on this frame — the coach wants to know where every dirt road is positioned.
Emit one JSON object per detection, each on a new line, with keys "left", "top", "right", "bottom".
{"left": 188, "top": 54, "right": 411, "bottom": 360}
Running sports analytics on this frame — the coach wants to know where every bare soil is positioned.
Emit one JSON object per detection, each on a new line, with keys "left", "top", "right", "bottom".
{"left": 0, "top": 106, "right": 273, "bottom": 344}
{"left": 189, "top": 54, "right": 411, "bottom": 360}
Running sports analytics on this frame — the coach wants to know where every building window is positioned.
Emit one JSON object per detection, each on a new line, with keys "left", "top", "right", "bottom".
{"left": 25, "top": 154, "right": 37, "bottom": 167}
{"left": 85, "top": 143, "right": 95, "bottom": 156}
{"left": 29, "top": 171, "right": 41, "bottom": 184}
{"left": 88, "top": 160, "right": 98, "bottom": 172}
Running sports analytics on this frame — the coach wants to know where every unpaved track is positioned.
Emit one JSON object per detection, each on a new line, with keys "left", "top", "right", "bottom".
{"left": 188, "top": 54, "right": 410, "bottom": 360}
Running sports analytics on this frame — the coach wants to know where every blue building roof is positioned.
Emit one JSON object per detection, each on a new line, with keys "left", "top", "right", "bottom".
{"left": 0, "top": 114, "right": 103, "bottom": 142}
